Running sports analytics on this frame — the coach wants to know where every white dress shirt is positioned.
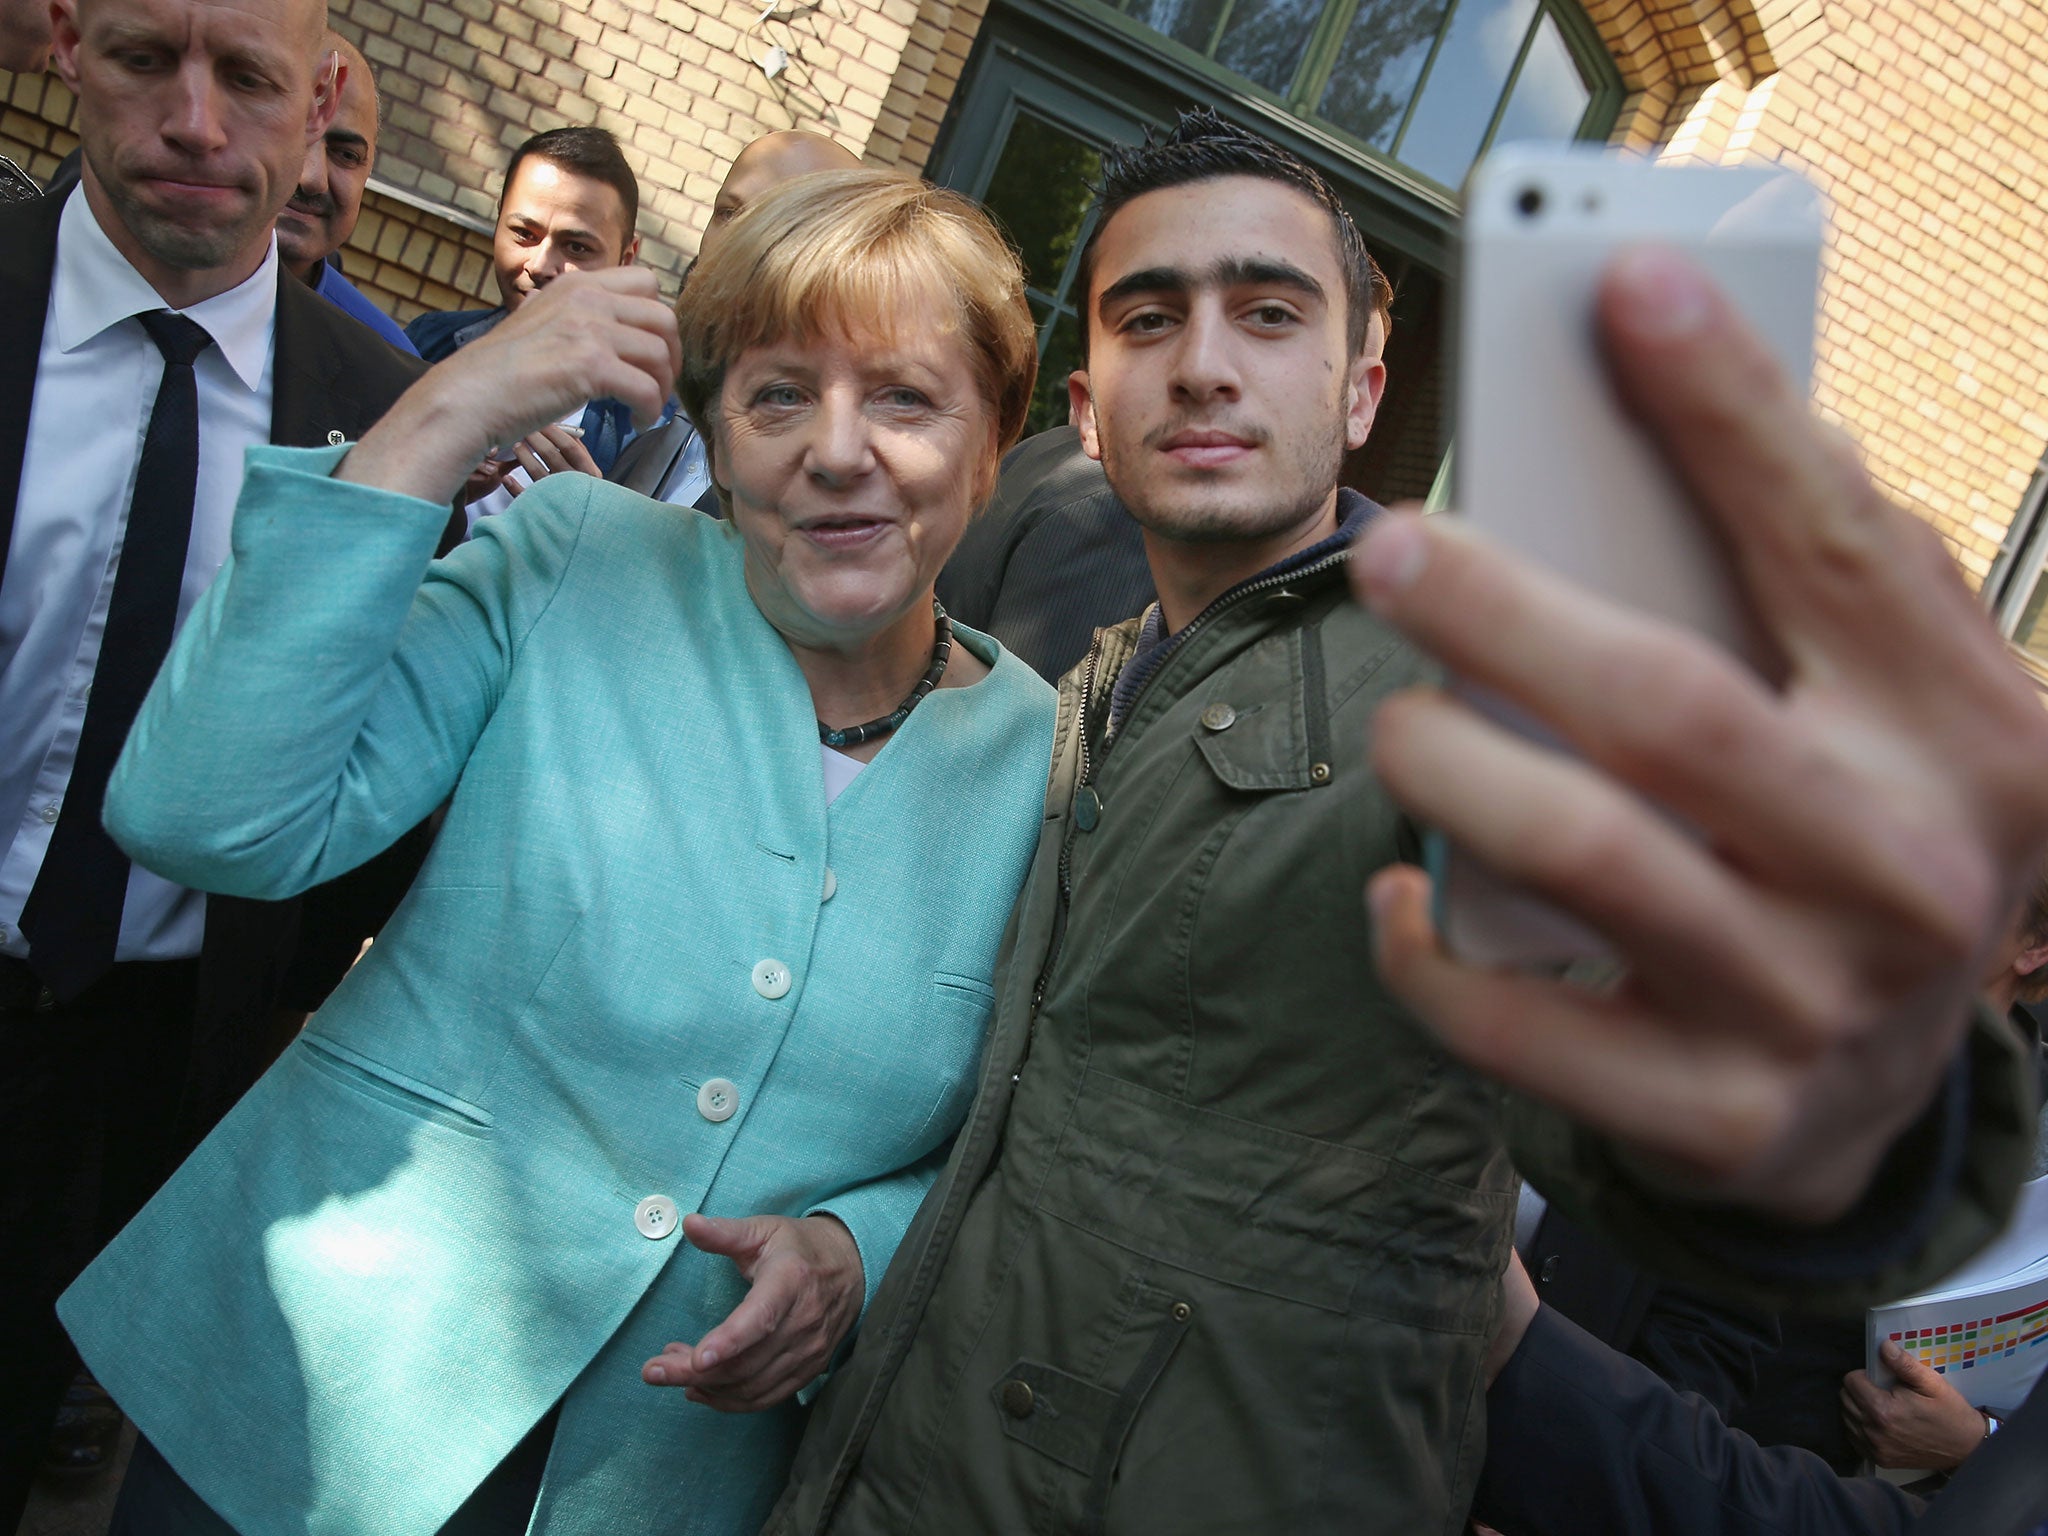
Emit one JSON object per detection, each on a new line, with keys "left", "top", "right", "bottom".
{"left": 0, "top": 190, "right": 278, "bottom": 962}
{"left": 465, "top": 406, "right": 585, "bottom": 531}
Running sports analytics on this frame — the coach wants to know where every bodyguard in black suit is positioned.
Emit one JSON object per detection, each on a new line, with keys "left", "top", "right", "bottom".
{"left": 0, "top": 0, "right": 441, "bottom": 1519}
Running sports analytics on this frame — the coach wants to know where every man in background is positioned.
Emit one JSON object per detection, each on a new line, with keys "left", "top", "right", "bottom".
{"left": 608, "top": 128, "right": 858, "bottom": 509}
{"left": 274, "top": 30, "right": 416, "bottom": 355}
{"left": 407, "top": 126, "right": 642, "bottom": 522}
{"left": 0, "top": 0, "right": 432, "bottom": 1519}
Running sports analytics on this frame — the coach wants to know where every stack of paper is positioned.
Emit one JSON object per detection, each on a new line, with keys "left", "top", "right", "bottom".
{"left": 1866, "top": 1173, "right": 2048, "bottom": 1413}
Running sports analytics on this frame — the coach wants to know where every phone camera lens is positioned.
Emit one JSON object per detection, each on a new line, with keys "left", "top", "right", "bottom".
{"left": 1515, "top": 186, "right": 1545, "bottom": 219}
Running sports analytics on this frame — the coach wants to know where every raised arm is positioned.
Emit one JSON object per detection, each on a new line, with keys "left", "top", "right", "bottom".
{"left": 105, "top": 269, "right": 681, "bottom": 900}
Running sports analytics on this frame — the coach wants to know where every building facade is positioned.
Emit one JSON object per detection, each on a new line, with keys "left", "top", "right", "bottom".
{"left": 5, "top": 0, "right": 2046, "bottom": 654}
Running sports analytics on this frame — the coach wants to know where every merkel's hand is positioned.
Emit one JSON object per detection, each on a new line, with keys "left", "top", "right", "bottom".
{"left": 1841, "top": 1340, "right": 1987, "bottom": 1470}
{"left": 340, "top": 268, "right": 679, "bottom": 506}
{"left": 1351, "top": 246, "right": 2048, "bottom": 1223}
{"left": 640, "top": 1213, "right": 864, "bottom": 1412}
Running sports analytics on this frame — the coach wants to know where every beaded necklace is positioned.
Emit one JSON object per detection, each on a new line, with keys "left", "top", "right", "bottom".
{"left": 817, "top": 598, "right": 953, "bottom": 750}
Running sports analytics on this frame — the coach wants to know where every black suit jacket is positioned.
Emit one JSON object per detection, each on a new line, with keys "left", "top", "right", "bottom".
{"left": 1475, "top": 1306, "right": 1924, "bottom": 1536}
{"left": 0, "top": 188, "right": 434, "bottom": 1144}
{"left": 1524, "top": 1204, "right": 1779, "bottom": 1418}
{"left": 936, "top": 425, "right": 1155, "bottom": 684}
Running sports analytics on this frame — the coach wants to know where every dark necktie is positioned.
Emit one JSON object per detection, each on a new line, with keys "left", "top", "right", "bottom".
{"left": 577, "top": 397, "right": 631, "bottom": 476}
{"left": 19, "top": 311, "right": 214, "bottom": 1000}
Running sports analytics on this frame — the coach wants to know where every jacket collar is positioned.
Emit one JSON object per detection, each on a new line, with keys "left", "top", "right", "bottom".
{"left": 49, "top": 188, "right": 277, "bottom": 389}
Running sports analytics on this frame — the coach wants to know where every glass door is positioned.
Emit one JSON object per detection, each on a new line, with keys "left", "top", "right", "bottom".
{"left": 933, "top": 56, "right": 1153, "bottom": 436}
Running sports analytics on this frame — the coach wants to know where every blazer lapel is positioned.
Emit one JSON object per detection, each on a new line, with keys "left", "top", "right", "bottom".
{"left": 0, "top": 190, "right": 64, "bottom": 593}
{"left": 271, "top": 264, "right": 360, "bottom": 449}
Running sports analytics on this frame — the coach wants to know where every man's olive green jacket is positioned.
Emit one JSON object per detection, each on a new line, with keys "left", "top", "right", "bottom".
{"left": 766, "top": 527, "right": 2037, "bottom": 1536}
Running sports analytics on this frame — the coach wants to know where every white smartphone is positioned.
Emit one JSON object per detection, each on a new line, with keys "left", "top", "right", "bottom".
{"left": 1431, "top": 145, "right": 1829, "bottom": 968}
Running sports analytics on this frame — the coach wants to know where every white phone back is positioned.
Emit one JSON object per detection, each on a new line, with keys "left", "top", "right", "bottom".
{"left": 1438, "top": 146, "right": 1827, "bottom": 968}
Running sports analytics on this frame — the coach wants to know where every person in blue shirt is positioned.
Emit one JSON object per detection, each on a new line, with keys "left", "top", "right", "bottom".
{"left": 273, "top": 30, "right": 417, "bottom": 356}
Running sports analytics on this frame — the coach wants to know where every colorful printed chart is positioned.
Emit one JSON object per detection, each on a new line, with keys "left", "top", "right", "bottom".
{"left": 1868, "top": 1173, "right": 2048, "bottom": 1414}
{"left": 1889, "top": 1293, "right": 2048, "bottom": 1376}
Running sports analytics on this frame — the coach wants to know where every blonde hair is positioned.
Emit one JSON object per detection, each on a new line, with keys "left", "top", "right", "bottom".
{"left": 675, "top": 169, "right": 1037, "bottom": 484}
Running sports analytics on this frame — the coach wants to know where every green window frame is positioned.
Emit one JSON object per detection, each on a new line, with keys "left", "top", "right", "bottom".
{"left": 1071, "top": 0, "right": 1623, "bottom": 194}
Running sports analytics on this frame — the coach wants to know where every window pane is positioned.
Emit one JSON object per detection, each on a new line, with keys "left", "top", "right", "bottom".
{"left": 1487, "top": 12, "right": 1589, "bottom": 149}
{"left": 981, "top": 112, "right": 1104, "bottom": 295}
{"left": 1316, "top": 0, "right": 1452, "bottom": 152}
{"left": 1212, "top": 0, "right": 1326, "bottom": 94}
{"left": 1027, "top": 309, "right": 1085, "bottom": 437}
{"left": 1124, "top": 0, "right": 1230, "bottom": 57}
{"left": 1395, "top": 0, "right": 1537, "bottom": 187}
{"left": 2013, "top": 569, "right": 2048, "bottom": 670}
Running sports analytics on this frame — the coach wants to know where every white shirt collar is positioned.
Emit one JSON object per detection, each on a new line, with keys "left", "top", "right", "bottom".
{"left": 50, "top": 188, "right": 279, "bottom": 392}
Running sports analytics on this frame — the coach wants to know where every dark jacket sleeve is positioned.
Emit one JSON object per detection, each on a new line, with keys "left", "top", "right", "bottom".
{"left": 1507, "top": 1002, "right": 2040, "bottom": 1312}
{"left": 1528, "top": 1206, "right": 1778, "bottom": 1418}
{"left": 1473, "top": 1307, "right": 1922, "bottom": 1536}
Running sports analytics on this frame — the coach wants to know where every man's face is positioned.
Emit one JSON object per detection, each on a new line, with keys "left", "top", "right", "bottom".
{"left": 1070, "top": 176, "right": 1383, "bottom": 545}
{"left": 699, "top": 134, "right": 854, "bottom": 265}
{"left": 51, "top": 0, "right": 332, "bottom": 277}
{"left": 491, "top": 156, "right": 636, "bottom": 310}
{"left": 275, "top": 48, "right": 376, "bottom": 276}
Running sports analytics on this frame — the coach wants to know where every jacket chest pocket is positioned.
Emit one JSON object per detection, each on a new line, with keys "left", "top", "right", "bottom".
{"left": 1187, "top": 624, "right": 1333, "bottom": 795}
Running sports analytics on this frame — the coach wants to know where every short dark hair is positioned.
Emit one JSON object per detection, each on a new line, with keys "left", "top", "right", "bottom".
{"left": 502, "top": 126, "right": 639, "bottom": 246}
{"left": 1074, "top": 109, "right": 1385, "bottom": 362}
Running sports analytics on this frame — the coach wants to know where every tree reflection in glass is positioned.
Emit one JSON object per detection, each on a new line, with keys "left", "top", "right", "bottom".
{"left": 1212, "top": 0, "right": 1325, "bottom": 93}
{"left": 1124, "top": 0, "right": 1230, "bottom": 56}
{"left": 981, "top": 111, "right": 1104, "bottom": 293}
{"left": 1316, "top": 0, "right": 1451, "bottom": 151}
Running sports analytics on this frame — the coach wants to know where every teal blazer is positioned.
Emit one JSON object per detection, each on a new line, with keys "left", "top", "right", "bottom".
{"left": 59, "top": 447, "right": 1055, "bottom": 1536}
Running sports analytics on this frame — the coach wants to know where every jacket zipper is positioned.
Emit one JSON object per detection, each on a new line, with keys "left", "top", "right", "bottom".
{"left": 1028, "top": 547, "right": 1348, "bottom": 1019}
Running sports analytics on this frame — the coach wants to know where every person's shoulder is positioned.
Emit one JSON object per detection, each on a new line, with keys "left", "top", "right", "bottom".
{"left": 0, "top": 178, "right": 64, "bottom": 282}
{"left": 281, "top": 272, "right": 426, "bottom": 391}
{"left": 526, "top": 475, "right": 741, "bottom": 574}
{"left": 313, "top": 263, "right": 419, "bottom": 356}
{"left": 404, "top": 305, "right": 497, "bottom": 362}
{"left": 992, "top": 425, "right": 1116, "bottom": 521}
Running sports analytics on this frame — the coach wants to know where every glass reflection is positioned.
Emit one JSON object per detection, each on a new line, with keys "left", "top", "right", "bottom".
{"left": 1125, "top": 0, "right": 1230, "bottom": 55}
{"left": 1212, "top": 0, "right": 1324, "bottom": 93}
{"left": 1317, "top": 0, "right": 1452, "bottom": 151}
{"left": 1487, "top": 12, "right": 1589, "bottom": 148}
{"left": 981, "top": 112, "right": 1104, "bottom": 292}
{"left": 1027, "top": 309, "right": 1085, "bottom": 437}
{"left": 1394, "top": 0, "right": 1536, "bottom": 186}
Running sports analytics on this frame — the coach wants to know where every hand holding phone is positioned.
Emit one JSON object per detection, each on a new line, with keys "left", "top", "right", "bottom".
{"left": 1436, "top": 147, "right": 1827, "bottom": 968}
{"left": 1351, "top": 243, "right": 2048, "bottom": 1223}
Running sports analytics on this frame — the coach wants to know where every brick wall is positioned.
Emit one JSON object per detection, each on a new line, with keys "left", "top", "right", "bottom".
{"left": 326, "top": 0, "right": 967, "bottom": 294}
{"left": 1583, "top": 0, "right": 2048, "bottom": 583}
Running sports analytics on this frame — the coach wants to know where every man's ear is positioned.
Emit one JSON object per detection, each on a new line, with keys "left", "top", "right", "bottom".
{"left": 49, "top": 0, "right": 83, "bottom": 89}
{"left": 2015, "top": 937, "right": 2048, "bottom": 982}
{"left": 620, "top": 234, "right": 641, "bottom": 267}
{"left": 308, "top": 50, "right": 343, "bottom": 142}
{"left": 1344, "top": 351, "right": 1385, "bottom": 452}
{"left": 1068, "top": 370, "right": 1103, "bottom": 463}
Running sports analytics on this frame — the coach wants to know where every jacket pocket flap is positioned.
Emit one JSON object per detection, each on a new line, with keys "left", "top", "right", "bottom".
{"left": 990, "top": 1360, "right": 1118, "bottom": 1473}
{"left": 1190, "top": 698, "right": 1313, "bottom": 793}
{"left": 298, "top": 1033, "right": 496, "bottom": 1128}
